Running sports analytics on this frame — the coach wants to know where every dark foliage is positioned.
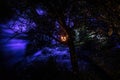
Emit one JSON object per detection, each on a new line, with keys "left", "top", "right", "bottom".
{"left": 0, "top": 0, "right": 120, "bottom": 80}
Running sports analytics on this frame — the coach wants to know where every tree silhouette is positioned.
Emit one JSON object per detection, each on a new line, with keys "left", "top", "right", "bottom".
{"left": 2, "top": 0, "right": 120, "bottom": 79}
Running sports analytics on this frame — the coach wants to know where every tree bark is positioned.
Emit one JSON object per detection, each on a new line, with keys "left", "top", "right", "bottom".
{"left": 68, "top": 37, "right": 79, "bottom": 78}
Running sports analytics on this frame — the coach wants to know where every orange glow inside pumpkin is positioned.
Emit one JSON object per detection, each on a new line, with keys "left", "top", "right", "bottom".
{"left": 60, "top": 35, "right": 67, "bottom": 42}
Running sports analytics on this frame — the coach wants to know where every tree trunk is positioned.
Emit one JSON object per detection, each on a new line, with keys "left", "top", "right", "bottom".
{"left": 68, "top": 37, "right": 79, "bottom": 78}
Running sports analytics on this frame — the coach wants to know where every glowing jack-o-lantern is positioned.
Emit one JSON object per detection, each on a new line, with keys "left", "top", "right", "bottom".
{"left": 60, "top": 35, "right": 68, "bottom": 42}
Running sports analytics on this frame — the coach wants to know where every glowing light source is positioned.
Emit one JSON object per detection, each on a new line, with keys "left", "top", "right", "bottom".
{"left": 60, "top": 35, "right": 68, "bottom": 42}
